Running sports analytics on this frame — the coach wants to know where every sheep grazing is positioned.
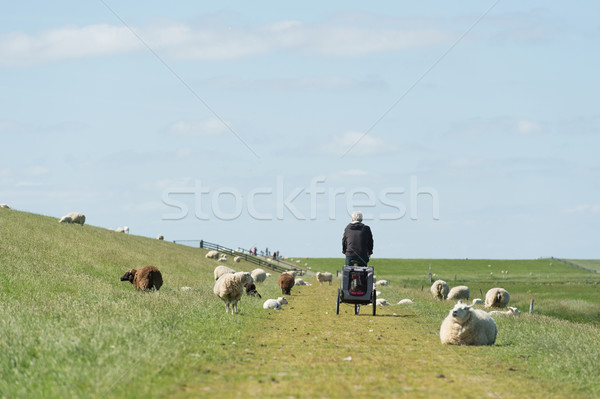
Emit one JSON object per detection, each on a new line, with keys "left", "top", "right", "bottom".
{"left": 59, "top": 212, "right": 85, "bottom": 226}
{"left": 263, "top": 297, "right": 288, "bottom": 310}
{"left": 124, "top": 226, "right": 129, "bottom": 234}
{"left": 213, "top": 272, "right": 253, "bottom": 314}
{"left": 376, "top": 298, "right": 391, "bottom": 306}
{"left": 214, "top": 265, "right": 235, "bottom": 281}
{"left": 157, "top": 235, "right": 164, "bottom": 240}
{"left": 251, "top": 268, "right": 267, "bottom": 283}
{"left": 0, "top": 204, "right": 10, "bottom": 209}
{"left": 278, "top": 272, "right": 295, "bottom": 295}
{"left": 430, "top": 280, "right": 449, "bottom": 300}
{"left": 115, "top": 227, "right": 125, "bottom": 233}
{"left": 489, "top": 306, "right": 521, "bottom": 316}
{"left": 447, "top": 285, "right": 470, "bottom": 301}
{"left": 316, "top": 272, "right": 333, "bottom": 285}
{"left": 120, "top": 266, "right": 163, "bottom": 291}
{"left": 233, "top": 256, "right": 241, "bottom": 263}
{"left": 440, "top": 300, "right": 497, "bottom": 346}
{"left": 205, "top": 250, "right": 219, "bottom": 259}
{"left": 244, "top": 282, "right": 261, "bottom": 298}
{"left": 485, "top": 287, "right": 510, "bottom": 308}
{"left": 375, "top": 280, "right": 389, "bottom": 286}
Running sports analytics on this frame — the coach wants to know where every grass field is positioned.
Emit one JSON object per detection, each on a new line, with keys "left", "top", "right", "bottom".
{"left": 1, "top": 208, "right": 599, "bottom": 398}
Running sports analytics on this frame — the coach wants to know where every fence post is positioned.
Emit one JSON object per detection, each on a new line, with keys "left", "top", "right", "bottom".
{"left": 529, "top": 299, "right": 534, "bottom": 314}
{"left": 200, "top": 240, "right": 203, "bottom": 249}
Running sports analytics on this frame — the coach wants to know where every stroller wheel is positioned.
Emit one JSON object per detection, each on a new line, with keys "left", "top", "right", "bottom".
{"left": 355, "top": 304, "right": 360, "bottom": 315}
{"left": 336, "top": 288, "right": 340, "bottom": 315}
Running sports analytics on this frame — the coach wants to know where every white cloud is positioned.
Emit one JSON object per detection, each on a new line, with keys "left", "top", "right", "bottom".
{"left": 565, "top": 204, "right": 600, "bottom": 215}
{"left": 0, "top": 16, "right": 451, "bottom": 66}
{"left": 322, "top": 131, "right": 395, "bottom": 156}
{"left": 168, "top": 117, "right": 229, "bottom": 137}
{"left": 516, "top": 119, "right": 542, "bottom": 135}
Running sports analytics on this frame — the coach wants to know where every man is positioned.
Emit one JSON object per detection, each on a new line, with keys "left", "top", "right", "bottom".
{"left": 342, "top": 211, "right": 374, "bottom": 266}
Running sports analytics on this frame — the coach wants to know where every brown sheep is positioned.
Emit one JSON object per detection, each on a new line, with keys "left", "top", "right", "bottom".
{"left": 120, "top": 266, "right": 163, "bottom": 291}
{"left": 278, "top": 272, "right": 295, "bottom": 295}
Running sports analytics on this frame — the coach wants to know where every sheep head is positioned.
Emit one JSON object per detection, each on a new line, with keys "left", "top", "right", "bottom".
{"left": 450, "top": 300, "right": 473, "bottom": 324}
{"left": 120, "top": 269, "right": 137, "bottom": 284}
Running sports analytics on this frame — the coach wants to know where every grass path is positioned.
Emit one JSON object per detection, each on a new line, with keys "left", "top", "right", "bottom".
{"left": 173, "top": 283, "right": 592, "bottom": 399}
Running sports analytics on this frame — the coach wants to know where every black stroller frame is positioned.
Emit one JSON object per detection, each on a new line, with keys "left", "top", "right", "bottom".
{"left": 336, "top": 264, "right": 376, "bottom": 315}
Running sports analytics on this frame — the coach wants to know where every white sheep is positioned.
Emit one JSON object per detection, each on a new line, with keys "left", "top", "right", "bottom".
{"left": 59, "top": 212, "right": 86, "bottom": 226}
{"left": 316, "top": 272, "right": 333, "bottom": 285}
{"left": 430, "top": 280, "right": 449, "bottom": 300}
{"left": 205, "top": 250, "right": 219, "bottom": 259}
{"left": 213, "top": 265, "right": 235, "bottom": 281}
{"left": 262, "top": 297, "right": 288, "bottom": 310}
{"left": 447, "top": 285, "right": 470, "bottom": 301}
{"left": 295, "top": 278, "right": 311, "bottom": 286}
{"left": 251, "top": 268, "right": 267, "bottom": 283}
{"left": 398, "top": 299, "right": 414, "bottom": 304}
{"left": 0, "top": 204, "right": 10, "bottom": 209}
{"left": 123, "top": 226, "right": 129, "bottom": 234}
{"left": 157, "top": 234, "right": 164, "bottom": 240}
{"left": 234, "top": 256, "right": 241, "bottom": 263}
{"left": 472, "top": 298, "right": 484, "bottom": 305}
{"left": 375, "top": 280, "right": 389, "bottom": 286}
{"left": 440, "top": 300, "right": 497, "bottom": 346}
{"left": 485, "top": 287, "right": 510, "bottom": 308}
{"left": 376, "top": 298, "right": 391, "bottom": 306}
{"left": 218, "top": 254, "right": 228, "bottom": 262}
{"left": 213, "top": 272, "right": 253, "bottom": 314}
{"left": 115, "top": 227, "right": 125, "bottom": 233}
{"left": 489, "top": 306, "right": 521, "bottom": 316}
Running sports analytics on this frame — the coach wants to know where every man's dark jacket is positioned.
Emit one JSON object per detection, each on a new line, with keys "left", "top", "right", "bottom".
{"left": 342, "top": 222, "right": 374, "bottom": 257}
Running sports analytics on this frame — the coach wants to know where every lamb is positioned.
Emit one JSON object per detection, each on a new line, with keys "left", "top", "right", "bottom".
{"left": 251, "top": 268, "right": 267, "bottom": 283}
{"left": 430, "top": 280, "right": 449, "bottom": 300}
{"left": 485, "top": 287, "right": 510, "bottom": 308}
{"left": 157, "top": 235, "right": 164, "bottom": 240}
{"left": 213, "top": 272, "right": 254, "bottom": 314}
{"left": 218, "top": 254, "right": 228, "bottom": 262}
{"left": 205, "top": 250, "right": 219, "bottom": 259}
{"left": 489, "top": 306, "right": 521, "bottom": 316}
{"left": 316, "top": 272, "right": 333, "bottom": 285}
{"left": 244, "top": 282, "right": 261, "bottom": 298}
{"left": 398, "top": 299, "right": 414, "bottom": 304}
{"left": 59, "top": 212, "right": 86, "bottom": 226}
{"left": 295, "top": 278, "right": 311, "bottom": 286}
{"left": 214, "top": 265, "right": 235, "bottom": 281}
{"left": 472, "top": 298, "right": 484, "bottom": 305}
{"left": 0, "top": 204, "right": 10, "bottom": 209}
{"left": 263, "top": 297, "right": 288, "bottom": 310}
{"left": 447, "top": 285, "right": 470, "bottom": 301}
{"left": 120, "top": 266, "right": 163, "bottom": 291}
{"left": 375, "top": 280, "right": 389, "bottom": 286}
{"left": 278, "top": 272, "right": 295, "bottom": 295}
{"left": 440, "top": 300, "right": 497, "bottom": 346}
{"left": 376, "top": 298, "right": 391, "bottom": 306}
{"left": 123, "top": 226, "right": 129, "bottom": 234}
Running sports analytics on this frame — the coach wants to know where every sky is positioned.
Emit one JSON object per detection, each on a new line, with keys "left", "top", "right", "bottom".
{"left": 1, "top": 1, "right": 599, "bottom": 260}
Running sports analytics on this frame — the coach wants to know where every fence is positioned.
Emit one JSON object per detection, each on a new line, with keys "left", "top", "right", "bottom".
{"left": 172, "top": 239, "right": 308, "bottom": 275}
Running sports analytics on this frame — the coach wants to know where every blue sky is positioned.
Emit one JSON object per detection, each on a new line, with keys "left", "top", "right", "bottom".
{"left": 1, "top": 1, "right": 598, "bottom": 259}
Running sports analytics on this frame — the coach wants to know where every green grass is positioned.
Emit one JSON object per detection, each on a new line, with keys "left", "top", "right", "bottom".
{"left": 1, "top": 208, "right": 600, "bottom": 398}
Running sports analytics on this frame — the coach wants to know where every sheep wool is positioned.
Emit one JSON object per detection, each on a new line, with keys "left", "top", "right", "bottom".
{"left": 440, "top": 300, "right": 497, "bottom": 346}
{"left": 59, "top": 212, "right": 85, "bottom": 226}
{"left": 120, "top": 266, "right": 163, "bottom": 291}
{"left": 278, "top": 272, "right": 295, "bottom": 295}
{"left": 316, "top": 272, "right": 333, "bottom": 285}
{"left": 263, "top": 297, "right": 288, "bottom": 310}
{"left": 213, "top": 272, "right": 253, "bottom": 314}
{"left": 485, "top": 288, "right": 510, "bottom": 308}
{"left": 430, "top": 280, "right": 449, "bottom": 300}
{"left": 214, "top": 265, "right": 235, "bottom": 281}
{"left": 447, "top": 285, "right": 470, "bottom": 301}
{"left": 251, "top": 268, "right": 267, "bottom": 283}
{"left": 205, "top": 250, "right": 219, "bottom": 259}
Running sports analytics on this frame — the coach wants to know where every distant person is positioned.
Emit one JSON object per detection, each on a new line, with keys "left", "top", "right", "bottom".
{"left": 253, "top": 247, "right": 257, "bottom": 256}
{"left": 342, "top": 211, "right": 373, "bottom": 266}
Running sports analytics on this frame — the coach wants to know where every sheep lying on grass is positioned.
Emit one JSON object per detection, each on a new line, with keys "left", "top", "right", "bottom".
{"left": 295, "top": 278, "right": 311, "bottom": 286}
{"left": 398, "top": 299, "right": 414, "bottom": 304}
{"left": 234, "top": 256, "right": 241, "bottom": 263}
{"left": 485, "top": 287, "right": 510, "bottom": 308}
{"left": 472, "top": 298, "right": 484, "bottom": 305}
{"left": 205, "top": 250, "right": 219, "bottom": 259}
{"left": 59, "top": 212, "right": 86, "bottom": 226}
{"left": 278, "top": 272, "right": 295, "bottom": 295}
{"left": 447, "top": 285, "right": 470, "bottom": 301}
{"left": 251, "top": 268, "right": 267, "bottom": 283}
{"left": 376, "top": 298, "right": 391, "bottom": 306}
{"left": 430, "top": 280, "right": 449, "bottom": 300}
{"left": 218, "top": 254, "right": 228, "bottom": 262}
{"left": 263, "top": 297, "right": 288, "bottom": 310}
{"left": 213, "top": 272, "right": 253, "bottom": 314}
{"left": 0, "top": 204, "right": 10, "bottom": 209}
{"left": 214, "top": 265, "right": 235, "bottom": 281}
{"left": 375, "top": 280, "right": 389, "bottom": 286}
{"left": 316, "top": 272, "right": 333, "bottom": 285}
{"left": 120, "top": 266, "right": 163, "bottom": 291}
{"left": 489, "top": 306, "right": 521, "bottom": 316}
{"left": 440, "top": 300, "right": 497, "bottom": 346}
{"left": 157, "top": 235, "right": 164, "bottom": 240}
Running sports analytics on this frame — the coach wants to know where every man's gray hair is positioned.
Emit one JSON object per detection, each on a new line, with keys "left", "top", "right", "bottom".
{"left": 351, "top": 211, "right": 363, "bottom": 222}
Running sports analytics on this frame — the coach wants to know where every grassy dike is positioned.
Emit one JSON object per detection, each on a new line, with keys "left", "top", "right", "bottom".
{"left": 1, "top": 208, "right": 599, "bottom": 398}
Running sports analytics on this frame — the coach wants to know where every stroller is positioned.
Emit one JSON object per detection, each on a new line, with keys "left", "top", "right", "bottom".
{"left": 336, "top": 263, "right": 376, "bottom": 315}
